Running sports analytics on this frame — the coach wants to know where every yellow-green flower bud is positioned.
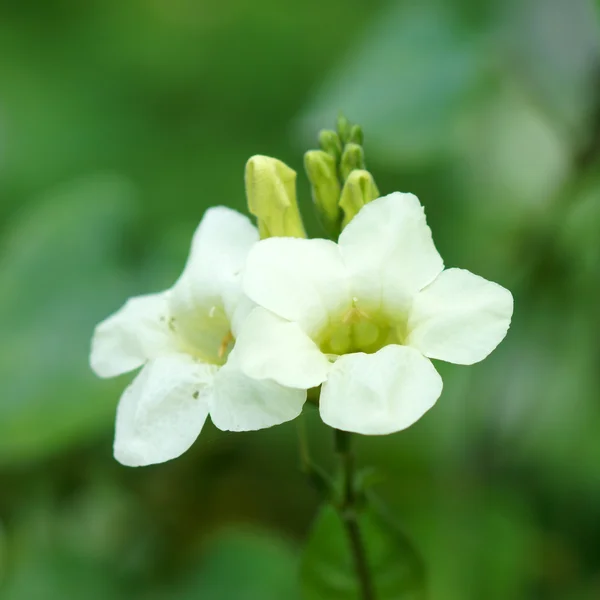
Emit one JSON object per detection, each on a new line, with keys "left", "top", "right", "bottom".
{"left": 304, "top": 149, "right": 341, "bottom": 232}
{"left": 245, "top": 155, "right": 306, "bottom": 239}
{"left": 318, "top": 129, "right": 343, "bottom": 161}
{"left": 339, "top": 169, "right": 380, "bottom": 229}
{"left": 348, "top": 124, "right": 364, "bottom": 145}
{"left": 340, "top": 143, "right": 366, "bottom": 182}
{"left": 337, "top": 114, "right": 351, "bottom": 143}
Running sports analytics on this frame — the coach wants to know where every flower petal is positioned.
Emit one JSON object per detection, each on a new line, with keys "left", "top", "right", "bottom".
{"left": 227, "top": 293, "right": 257, "bottom": 339}
{"left": 180, "top": 206, "right": 259, "bottom": 285}
{"left": 338, "top": 192, "right": 444, "bottom": 318}
{"left": 406, "top": 268, "right": 513, "bottom": 365}
{"left": 234, "top": 307, "right": 331, "bottom": 389}
{"left": 243, "top": 237, "right": 351, "bottom": 335}
{"left": 319, "top": 345, "right": 442, "bottom": 435}
{"left": 114, "top": 354, "right": 216, "bottom": 467}
{"left": 168, "top": 207, "right": 258, "bottom": 362}
{"left": 90, "top": 292, "right": 176, "bottom": 378}
{"left": 208, "top": 352, "right": 306, "bottom": 431}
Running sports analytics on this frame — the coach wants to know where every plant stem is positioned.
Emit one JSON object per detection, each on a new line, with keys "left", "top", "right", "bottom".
{"left": 334, "top": 429, "right": 376, "bottom": 600}
{"left": 297, "top": 414, "right": 332, "bottom": 496}
{"left": 297, "top": 413, "right": 311, "bottom": 467}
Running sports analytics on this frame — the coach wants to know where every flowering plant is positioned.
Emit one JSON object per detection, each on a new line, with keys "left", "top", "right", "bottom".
{"left": 91, "top": 116, "right": 512, "bottom": 599}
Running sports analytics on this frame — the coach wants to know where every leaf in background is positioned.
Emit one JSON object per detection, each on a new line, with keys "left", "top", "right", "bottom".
{"left": 2, "top": 490, "right": 129, "bottom": 600}
{"left": 1, "top": 550, "right": 125, "bottom": 600}
{"left": 407, "top": 489, "right": 537, "bottom": 600}
{"left": 0, "top": 520, "right": 5, "bottom": 585}
{"left": 171, "top": 530, "right": 300, "bottom": 600}
{"left": 0, "top": 174, "right": 138, "bottom": 463}
{"left": 300, "top": 504, "right": 426, "bottom": 600}
{"left": 559, "top": 172, "right": 600, "bottom": 284}
{"left": 296, "top": 0, "right": 486, "bottom": 166}
{"left": 500, "top": 0, "right": 600, "bottom": 132}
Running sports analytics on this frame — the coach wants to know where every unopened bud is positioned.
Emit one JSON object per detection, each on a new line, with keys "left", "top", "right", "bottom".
{"left": 337, "top": 114, "right": 351, "bottom": 143}
{"left": 318, "top": 130, "right": 343, "bottom": 161}
{"left": 245, "top": 155, "right": 306, "bottom": 239}
{"left": 339, "top": 169, "right": 380, "bottom": 228}
{"left": 340, "top": 143, "right": 366, "bottom": 181}
{"left": 304, "top": 150, "right": 341, "bottom": 233}
{"left": 348, "top": 124, "right": 364, "bottom": 145}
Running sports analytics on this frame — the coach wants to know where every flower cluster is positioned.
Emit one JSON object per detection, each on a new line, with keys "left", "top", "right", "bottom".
{"left": 91, "top": 124, "right": 513, "bottom": 467}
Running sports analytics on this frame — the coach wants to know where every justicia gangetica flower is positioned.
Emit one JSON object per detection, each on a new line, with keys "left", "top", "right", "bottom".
{"left": 235, "top": 192, "right": 514, "bottom": 435}
{"left": 90, "top": 207, "right": 305, "bottom": 467}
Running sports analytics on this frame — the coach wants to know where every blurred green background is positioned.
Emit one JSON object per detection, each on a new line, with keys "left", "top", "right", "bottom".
{"left": 1, "top": 0, "right": 600, "bottom": 598}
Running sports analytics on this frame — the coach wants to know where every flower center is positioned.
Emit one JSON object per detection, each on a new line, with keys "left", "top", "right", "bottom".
{"left": 171, "top": 303, "right": 235, "bottom": 366}
{"left": 317, "top": 305, "right": 405, "bottom": 356}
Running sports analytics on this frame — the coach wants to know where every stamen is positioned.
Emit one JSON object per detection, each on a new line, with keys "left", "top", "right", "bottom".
{"left": 342, "top": 306, "right": 369, "bottom": 325}
{"left": 218, "top": 331, "right": 234, "bottom": 359}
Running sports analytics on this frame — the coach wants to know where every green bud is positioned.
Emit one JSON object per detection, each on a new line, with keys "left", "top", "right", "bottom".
{"left": 337, "top": 114, "right": 351, "bottom": 143}
{"left": 304, "top": 150, "right": 341, "bottom": 233}
{"left": 339, "top": 169, "right": 380, "bottom": 228}
{"left": 348, "top": 124, "right": 364, "bottom": 145}
{"left": 340, "top": 143, "right": 366, "bottom": 181}
{"left": 318, "top": 129, "right": 343, "bottom": 161}
{"left": 245, "top": 155, "right": 306, "bottom": 239}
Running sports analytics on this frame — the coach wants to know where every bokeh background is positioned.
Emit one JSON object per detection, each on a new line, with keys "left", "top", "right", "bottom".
{"left": 1, "top": 0, "right": 600, "bottom": 598}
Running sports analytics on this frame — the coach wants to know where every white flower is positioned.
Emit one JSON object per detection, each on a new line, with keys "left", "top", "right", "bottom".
{"left": 90, "top": 207, "right": 305, "bottom": 467}
{"left": 236, "top": 193, "right": 513, "bottom": 435}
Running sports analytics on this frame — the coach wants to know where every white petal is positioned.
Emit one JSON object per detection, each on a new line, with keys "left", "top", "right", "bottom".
{"left": 243, "top": 237, "right": 351, "bottom": 335}
{"left": 208, "top": 353, "right": 306, "bottom": 431}
{"left": 182, "top": 206, "right": 259, "bottom": 283}
{"left": 90, "top": 292, "right": 176, "bottom": 378}
{"left": 168, "top": 207, "right": 258, "bottom": 362}
{"left": 114, "top": 354, "right": 216, "bottom": 467}
{"left": 338, "top": 192, "right": 444, "bottom": 318}
{"left": 319, "top": 345, "right": 442, "bottom": 435}
{"left": 406, "top": 268, "right": 513, "bottom": 365}
{"left": 234, "top": 307, "right": 331, "bottom": 389}
{"left": 226, "top": 293, "right": 257, "bottom": 340}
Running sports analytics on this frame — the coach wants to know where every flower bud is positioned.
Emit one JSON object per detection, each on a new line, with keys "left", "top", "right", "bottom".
{"left": 245, "top": 155, "right": 306, "bottom": 239}
{"left": 339, "top": 169, "right": 380, "bottom": 228}
{"left": 340, "top": 143, "right": 366, "bottom": 181}
{"left": 318, "top": 129, "right": 342, "bottom": 161}
{"left": 337, "top": 114, "right": 351, "bottom": 143}
{"left": 304, "top": 150, "right": 341, "bottom": 233}
{"left": 348, "top": 124, "right": 364, "bottom": 145}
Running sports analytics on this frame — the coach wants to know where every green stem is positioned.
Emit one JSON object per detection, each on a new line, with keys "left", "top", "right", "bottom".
{"left": 297, "top": 415, "right": 332, "bottom": 496}
{"left": 334, "top": 429, "right": 375, "bottom": 600}
{"left": 297, "top": 413, "right": 311, "bottom": 466}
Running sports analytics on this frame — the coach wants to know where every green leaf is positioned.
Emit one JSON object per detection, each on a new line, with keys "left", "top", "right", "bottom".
{"left": 173, "top": 531, "right": 301, "bottom": 600}
{"left": 505, "top": 0, "right": 599, "bottom": 129}
{"left": 2, "top": 495, "right": 128, "bottom": 600}
{"left": 0, "top": 522, "right": 6, "bottom": 585}
{"left": 297, "top": 2, "right": 484, "bottom": 165}
{"left": 300, "top": 504, "right": 426, "bottom": 600}
{"left": 0, "top": 174, "right": 137, "bottom": 463}
{"left": 1, "top": 551, "right": 125, "bottom": 600}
